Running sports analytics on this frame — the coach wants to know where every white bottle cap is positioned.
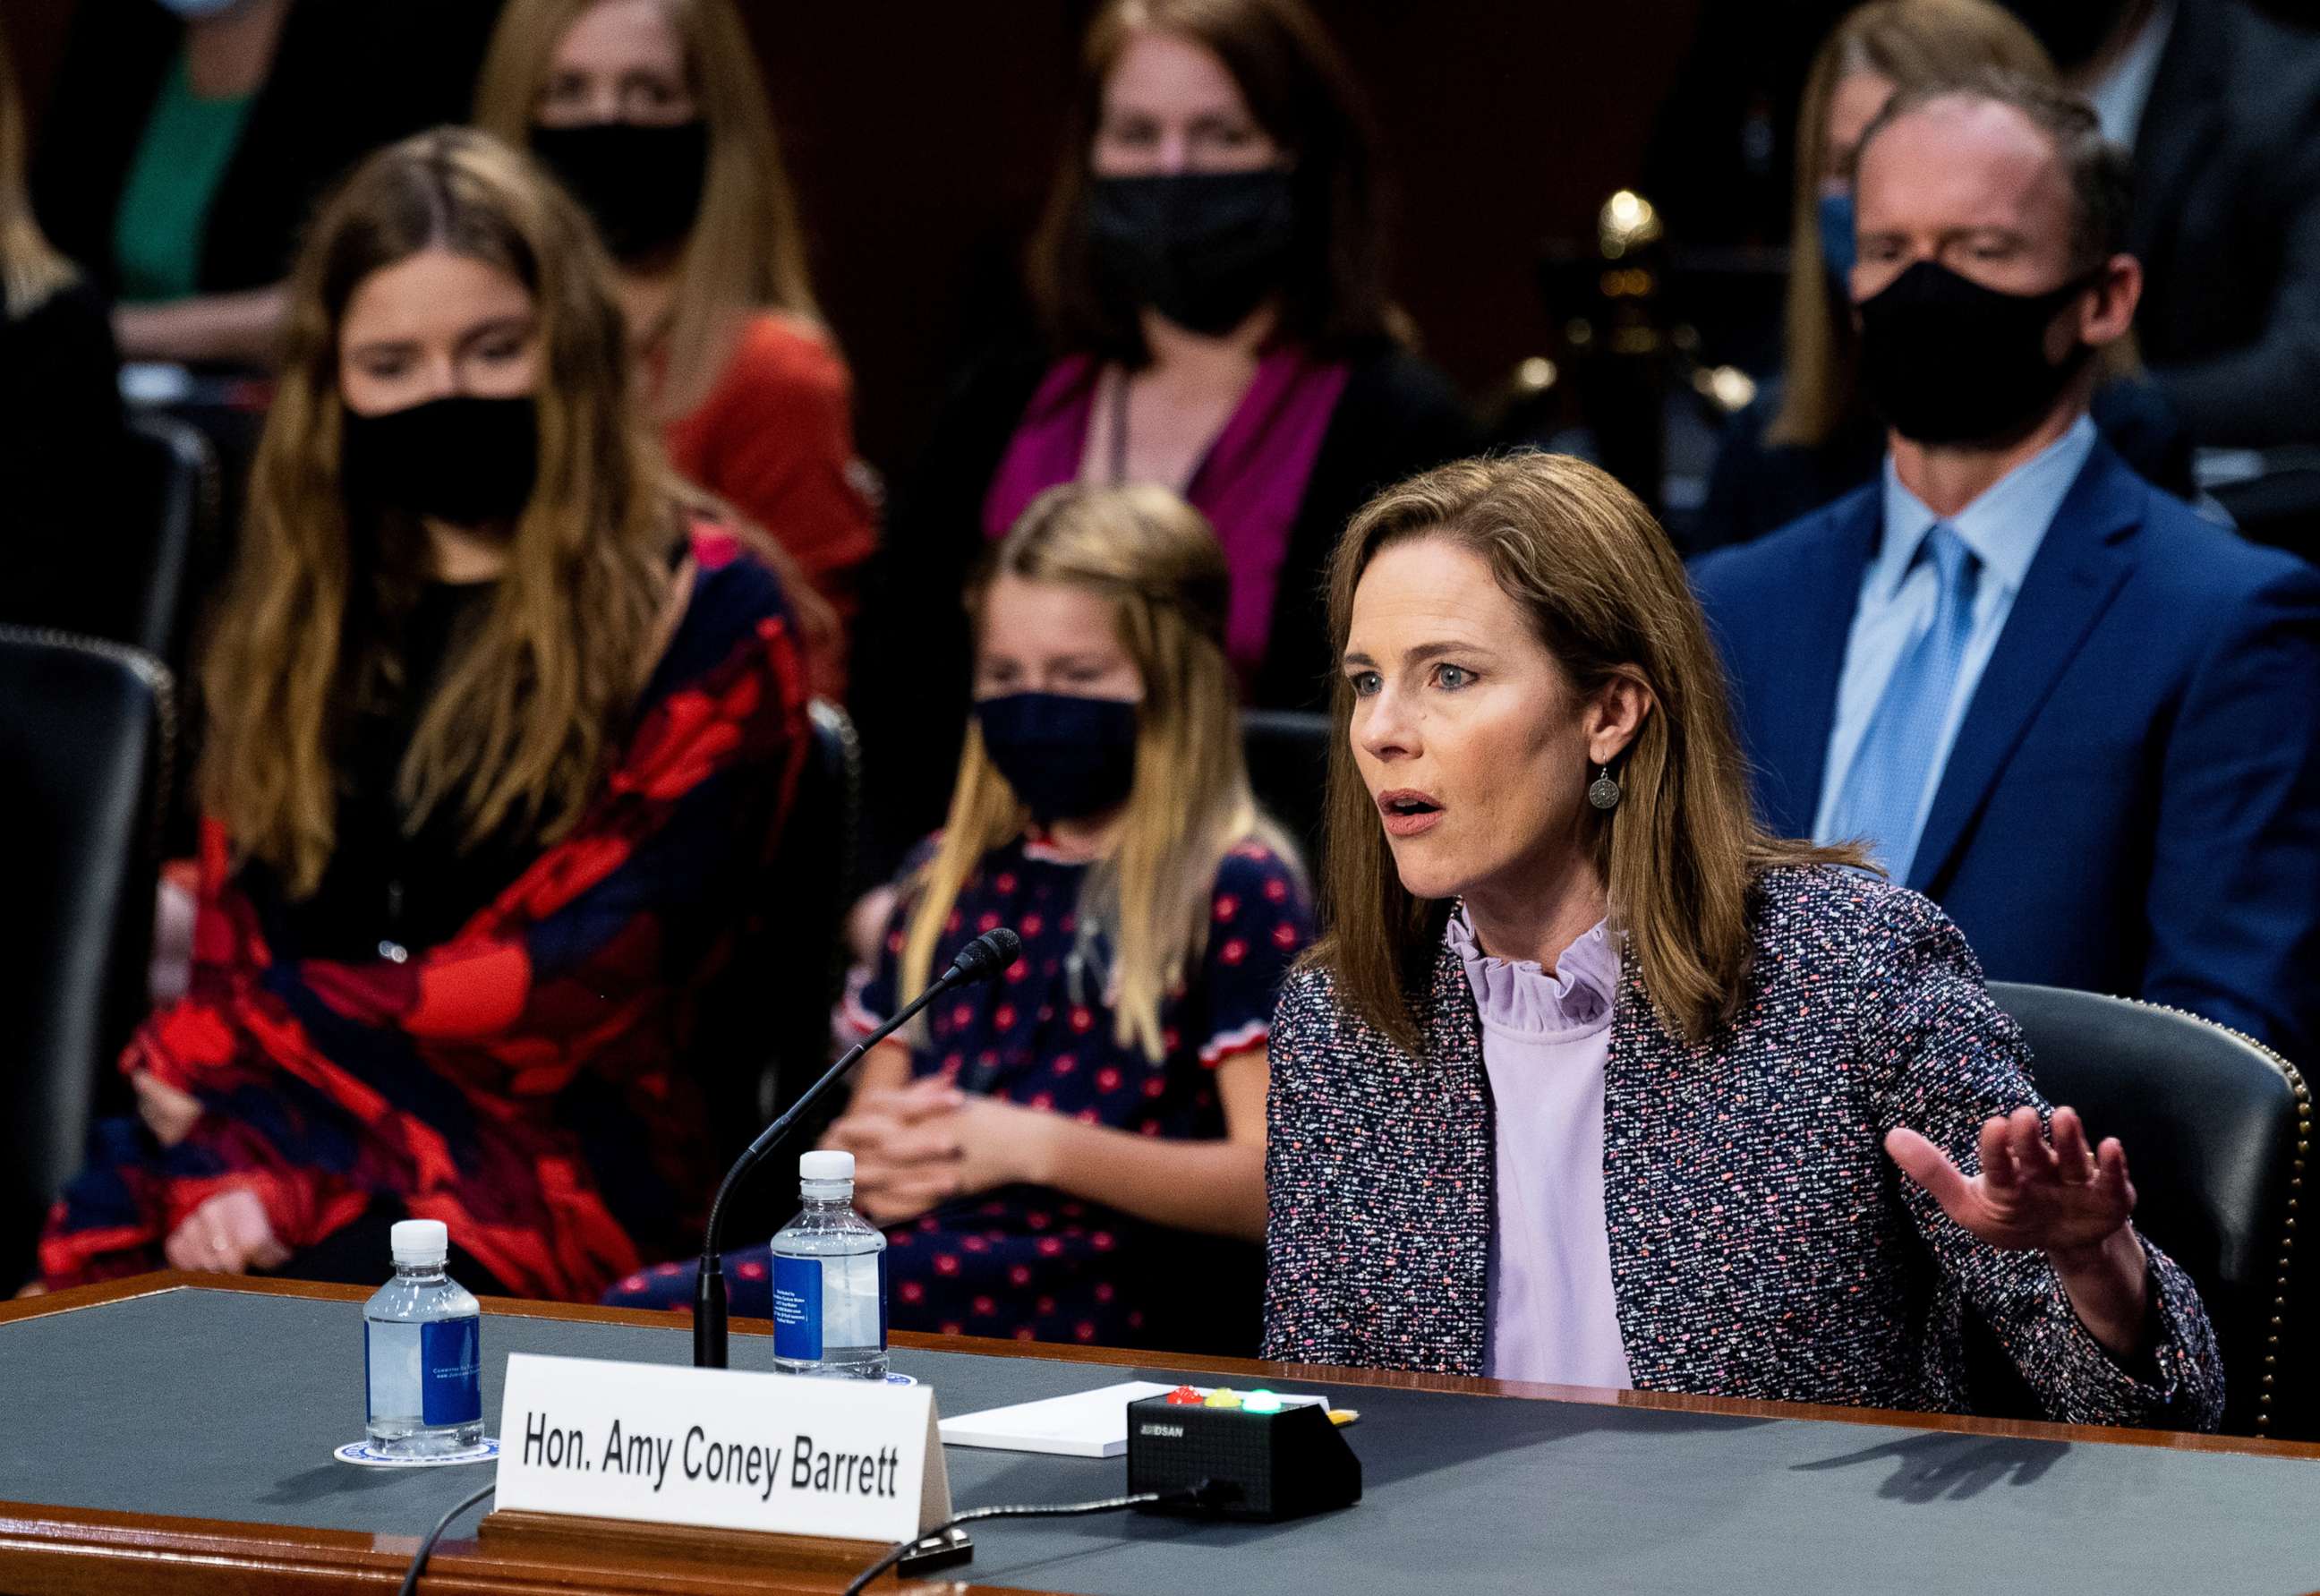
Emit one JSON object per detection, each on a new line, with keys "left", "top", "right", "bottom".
{"left": 391, "top": 1218, "right": 450, "bottom": 1265}
{"left": 799, "top": 1149, "right": 855, "bottom": 1182}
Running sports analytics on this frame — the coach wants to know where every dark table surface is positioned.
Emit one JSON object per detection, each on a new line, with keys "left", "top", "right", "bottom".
{"left": 3, "top": 1283, "right": 2316, "bottom": 1595}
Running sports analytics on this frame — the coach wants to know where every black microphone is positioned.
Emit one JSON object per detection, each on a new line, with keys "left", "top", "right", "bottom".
{"left": 692, "top": 927, "right": 1021, "bottom": 1368}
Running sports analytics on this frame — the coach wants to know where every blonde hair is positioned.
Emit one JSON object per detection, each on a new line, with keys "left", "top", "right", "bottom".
{"left": 1770, "top": 0, "right": 2052, "bottom": 448}
{"left": 1317, "top": 454, "right": 1857, "bottom": 1047}
{"left": 474, "top": 0, "right": 822, "bottom": 419}
{"left": 901, "top": 484, "right": 1294, "bottom": 1063}
{"left": 0, "top": 24, "right": 75, "bottom": 316}
{"left": 203, "top": 128, "right": 679, "bottom": 895}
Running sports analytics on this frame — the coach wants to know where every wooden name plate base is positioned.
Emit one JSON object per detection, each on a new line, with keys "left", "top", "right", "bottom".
{"left": 480, "top": 1506, "right": 971, "bottom": 1588}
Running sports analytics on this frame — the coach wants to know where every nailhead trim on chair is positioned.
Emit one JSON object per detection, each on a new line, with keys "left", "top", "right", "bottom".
{"left": 0, "top": 626, "right": 178, "bottom": 860}
{"left": 2108, "top": 995, "right": 2309, "bottom": 1435}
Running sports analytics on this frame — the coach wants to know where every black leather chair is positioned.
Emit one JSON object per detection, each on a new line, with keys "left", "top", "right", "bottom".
{"left": 1242, "top": 707, "right": 1333, "bottom": 875}
{"left": 687, "top": 699, "right": 860, "bottom": 1234}
{"left": 0, "top": 415, "right": 216, "bottom": 670}
{"left": 0, "top": 629, "right": 175, "bottom": 1293}
{"left": 119, "top": 414, "right": 220, "bottom": 670}
{"left": 1988, "top": 982, "right": 2313, "bottom": 1439}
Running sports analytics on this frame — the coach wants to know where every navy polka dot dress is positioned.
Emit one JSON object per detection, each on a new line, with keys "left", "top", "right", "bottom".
{"left": 607, "top": 830, "right": 1311, "bottom": 1353}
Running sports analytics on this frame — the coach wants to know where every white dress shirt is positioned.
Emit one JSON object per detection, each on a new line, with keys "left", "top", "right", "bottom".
{"left": 2087, "top": 3, "right": 2177, "bottom": 149}
{"left": 1812, "top": 416, "right": 2099, "bottom": 872}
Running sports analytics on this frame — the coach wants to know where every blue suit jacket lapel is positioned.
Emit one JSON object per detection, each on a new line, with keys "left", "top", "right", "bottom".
{"left": 1906, "top": 444, "right": 2145, "bottom": 893}
{"left": 1756, "top": 492, "right": 1879, "bottom": 837}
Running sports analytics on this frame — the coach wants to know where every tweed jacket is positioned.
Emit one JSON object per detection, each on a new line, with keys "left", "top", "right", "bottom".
{"left": 1264, "top": 866, "right": 2224, "bottom": 1430}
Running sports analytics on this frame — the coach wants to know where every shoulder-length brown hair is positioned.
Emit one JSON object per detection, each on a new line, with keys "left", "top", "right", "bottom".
{"left": 203, "top": 127, "right": 678, "bottom": 897}
{"left": 1316, "top": 453, "right": 1855, "bottom": 1047}
{"left": 902, "top": 482, "right": 1296, "bottom": 1062}
{"left": 0, "top": 23, "right": 74, "bottom": 317}
{"left": 1770, "top": 0, "right": 2052, "bottom": 448}
{"left": 1028, "top": 0, "right": 1401, "bottom": 364}
{"left": 474, "top": 0, "right": 822, "bottom": 420}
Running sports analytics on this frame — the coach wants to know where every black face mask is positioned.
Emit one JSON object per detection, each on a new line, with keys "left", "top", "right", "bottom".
{"left": 1088, "top": 169, "right": 1298, "bottom": 337}
{"left": 974, "top": 692, "right": 1139, "bottom": 821}
{"left": 2002, "top": 1, "right": 2135, "bottom": 72}
{"left": 529, "top": 120, "right": 710, "bottom": 263}
{"left": 1855, "top": 260, "right": 2099, "bottom": 447}
{"left": 340, "top": 395, "right": 539, "bottom": 528}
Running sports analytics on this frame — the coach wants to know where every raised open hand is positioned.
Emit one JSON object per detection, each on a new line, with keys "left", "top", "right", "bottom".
{"left": 1886, "top": 1105, "right": 2150, "bottom": 1359}
{"left": 1885, "top": 1105, "right": 2137, "bottom": 1254}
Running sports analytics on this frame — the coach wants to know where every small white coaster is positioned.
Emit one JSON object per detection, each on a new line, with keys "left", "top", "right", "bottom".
{"left": 333, "top": 1438, "right": 501, "bottom": 1468}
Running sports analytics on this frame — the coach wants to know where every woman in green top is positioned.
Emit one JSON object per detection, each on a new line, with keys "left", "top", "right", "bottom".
{"left": 30, "top": 0, "right": 499, "bottom": 367}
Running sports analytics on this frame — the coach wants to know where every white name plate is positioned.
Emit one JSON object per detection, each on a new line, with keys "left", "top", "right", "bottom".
{"left": 494, "top": 1353, "right": 951, "bottom": 1544}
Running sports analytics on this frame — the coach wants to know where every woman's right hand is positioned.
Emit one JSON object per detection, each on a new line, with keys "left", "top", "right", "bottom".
{"left": 132, "top": 1071, "right": 203, "bottom": 1147}
{"left": 163, "top": 1188, "right": 290, "bottom": 1275}
{"left": 820, "top": 1076, "right": 966, "bottom": 1225}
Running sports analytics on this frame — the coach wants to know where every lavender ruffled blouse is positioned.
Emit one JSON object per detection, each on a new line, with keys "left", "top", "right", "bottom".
{"left": 1447, "top": 908, "right": 1634, "bottom": 1389}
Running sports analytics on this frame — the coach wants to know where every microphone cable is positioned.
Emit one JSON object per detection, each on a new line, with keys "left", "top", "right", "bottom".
{"left": 396, "top": 1481, "right": 495, "bottom": 1596}
{"left": 840, "top": 1483, "right": 1214, "bottom": 1596}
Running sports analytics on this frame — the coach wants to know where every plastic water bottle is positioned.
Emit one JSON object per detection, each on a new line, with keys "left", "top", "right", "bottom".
{"left": 771, "top": 1150, "right": 889, "bottom": 1378}
{"left": 363, "top": 1219, "right": 484, "bottom": 1455}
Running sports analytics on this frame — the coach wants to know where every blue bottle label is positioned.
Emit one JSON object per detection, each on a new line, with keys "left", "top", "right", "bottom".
{"left": 773, "top": 1255, "right": 822, "bottom": 1361}
{"left": 421, "top": 1317, "right": 482, "bottom": 1426}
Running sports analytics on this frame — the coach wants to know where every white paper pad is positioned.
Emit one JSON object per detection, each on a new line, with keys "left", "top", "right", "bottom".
{"left": 938, "top": 1381, "right": 1327, "bottom": 1458}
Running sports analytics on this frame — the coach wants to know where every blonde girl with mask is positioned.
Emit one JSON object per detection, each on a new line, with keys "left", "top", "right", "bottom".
{"left": 609, "top": 483, "right": 1311, "bottom": 1353}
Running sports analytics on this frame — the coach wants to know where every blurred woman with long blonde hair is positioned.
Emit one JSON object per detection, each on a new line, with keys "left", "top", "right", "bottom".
{"left": 610, "top": 483, "right": 1312, "bottom": 1353}
{"left": 39, "top": 128, "right": 813, "bottom": 1303}
{"left": 476, "top": 0, "right": 872, "bottom": 689}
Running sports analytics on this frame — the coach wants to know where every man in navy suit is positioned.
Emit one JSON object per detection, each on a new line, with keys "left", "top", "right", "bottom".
{"left": 1693, "top": 70, "right": 2320, "bottom": 1063}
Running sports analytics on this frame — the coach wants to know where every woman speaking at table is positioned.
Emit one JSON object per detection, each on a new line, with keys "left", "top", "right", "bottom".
{"left": 1262, "top": 453, "right": 2224, "bottom": 1428}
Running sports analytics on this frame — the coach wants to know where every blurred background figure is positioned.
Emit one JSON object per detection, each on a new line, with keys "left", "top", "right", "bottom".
{"left": 476, "top": 0, "right": 875, "bottom": 693}
{"left": 38, "top": 130, "right": 813, "bottom": 1303}
{"left": 610, "top": 483, "right": 1312, "bottom": 1355}
{"left": 0, "top": 19, "right": 126, "bottom": 628}
{"left": 1694, "top": 0, "right": 2193, "bottom": 556}
{"left": 30, "top": 0, "right": 499, "bottom": 369}
{"left": 852, "top": 0, "right": 1475, "bottom": 877}
{"left": 2009, "top": 0, "right": 2320, "bottom": 453}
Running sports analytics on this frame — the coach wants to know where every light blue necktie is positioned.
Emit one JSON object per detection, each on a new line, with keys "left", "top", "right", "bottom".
{"left": 1830, "top": 524, "right": 1981, "bottom": 877}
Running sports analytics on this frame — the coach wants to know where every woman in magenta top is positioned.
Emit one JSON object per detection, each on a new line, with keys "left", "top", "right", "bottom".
{"left": 855, "top": 0, "right": 1474, "bottom": 870}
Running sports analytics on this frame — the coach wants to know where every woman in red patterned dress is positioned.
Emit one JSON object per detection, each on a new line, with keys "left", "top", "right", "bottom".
{"left": 37, "top": 128, "right": 811, "bottom": 1302}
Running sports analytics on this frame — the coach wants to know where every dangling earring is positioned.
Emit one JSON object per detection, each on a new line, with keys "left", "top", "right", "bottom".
{"left": 1587, "top": 763, "right": 1623, "bottom": 811}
